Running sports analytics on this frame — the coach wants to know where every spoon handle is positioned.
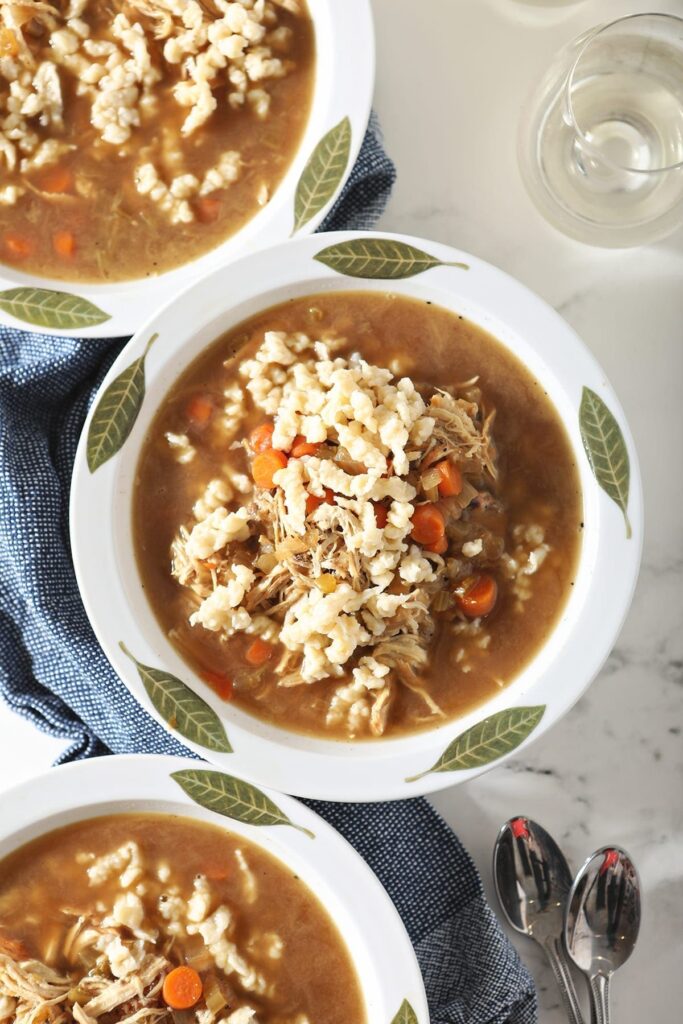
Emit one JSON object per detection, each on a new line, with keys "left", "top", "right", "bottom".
{"left": 588, "top": 974, "right": 610, "bottom": 1024}
{"left": 543, "top": 936, "right": 586, "bottom": 1024}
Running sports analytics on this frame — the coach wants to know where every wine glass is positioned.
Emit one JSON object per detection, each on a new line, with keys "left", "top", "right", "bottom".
{"left": 518, "top": 13, "right": 683, "bottom": 247}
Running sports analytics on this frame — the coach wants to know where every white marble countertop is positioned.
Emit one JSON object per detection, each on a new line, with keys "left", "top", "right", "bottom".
{"left": 0, "top": 0, "right": 681, "bottom": 1020}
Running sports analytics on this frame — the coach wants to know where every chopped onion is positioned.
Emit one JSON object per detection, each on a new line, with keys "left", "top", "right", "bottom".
{"left": 275, "top": 537, "right": 308, "bottom": 561}
{"left": 204, "top": 975, "right": 228, "bottom": 1016}
{"left": 183, "top": 934, "right": 205, "bottom": 961}
{"left": 456, "top": 481, "right": 478, "bottom": 509}
{"left": 421, "top": 468, "right": 441, "bottom": 490}
{"left": 183, "top": 933, "right": 213, "bottom": 971}
{"left": 171, "top": 1009, "right": 196, "bottom": 1024}
{"left": 255, "top": 552, "right": 277, "bottom": 573}
{"left": 333, "top": 452, "right": 367, "bottom": 474}
{"left": 431, "top": 590, "right": 453, "bottom": 613}
{"left": 420, "top": 467, "right": 441, "bottom": 502}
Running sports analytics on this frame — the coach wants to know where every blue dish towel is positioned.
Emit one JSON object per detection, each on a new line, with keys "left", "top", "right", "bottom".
{"left": 0, "top": 117, "right": 536, "bottom": 1024}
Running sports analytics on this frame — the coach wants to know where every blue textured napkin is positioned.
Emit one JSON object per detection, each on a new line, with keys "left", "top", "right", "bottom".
{"left": 0, "top": 116, "right": 536, "bottom": 1024}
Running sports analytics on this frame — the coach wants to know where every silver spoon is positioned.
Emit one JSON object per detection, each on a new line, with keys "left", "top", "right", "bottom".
{"left": 565, "top": 846, "right": 641, "bottom": 1024}
{"left": 493, "top": 817, "right": 585, "bottom": 1024}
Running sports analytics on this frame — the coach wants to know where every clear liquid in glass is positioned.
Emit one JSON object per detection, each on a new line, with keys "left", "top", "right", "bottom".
{"left": 548, "top": 70, "right": 683, "bottom": 225}
{"left": 519, "top": 18, "right": 683, "bottom": 246}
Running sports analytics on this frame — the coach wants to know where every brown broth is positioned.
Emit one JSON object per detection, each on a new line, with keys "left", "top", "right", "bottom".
{"left": 0, "top": 813, "right": 365, "bottom": 1024}
{"left": 0, "top": 4, "right": 315, "bottom": 282}
{"left": 133, "top": 292, "right": 583, "bottom": 739}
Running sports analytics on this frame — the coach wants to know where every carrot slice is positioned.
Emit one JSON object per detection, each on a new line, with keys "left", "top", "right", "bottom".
{"left": 290, "top": 434, "right": 320, "bottom": 458}
{"left": 455, "top": 574, "right": 498, "bottom": 618}
{"left": 53, "top": 231, "right": 76, "bottom": 258}
{"left": 201, "top": 670, "right": 233, "bottom": 701}
{"left": 306, "top": 488, "right": 335, "bottom": 515}
{"left": 186, "top": 394, "right": 213, "bottom": 425}
{"left": 306, "top": 493, "right": 322, "bottom": 515}
{"left": 195, "top": 196, "right": 221, "bottom": 223}
{"left": 203, "top": 864, "right": 230, "bottom": 881}
{"left": 249, "top": 421, "right": 275, "bottom": 452}
{"left": 252, "top": 449, "right": 288, "bottom": 488}
{"left": 4, "top": 233, "right": 33, "bottom": 259}
{"left": 426, "top": 534, "right": 448, "bottom": 555}
{"left": 436, "top": 460, "right": 463, "bottom": 497}
{"left": 410, "top": 504, "right": 445, "bottom": 547}
{"left": 39, "top": 166, "right": 73, "bottom": 194}
{"left": 163, "top": 967, "right": 203, "bottom": 1010}
{"left": 245, "top": 638, "right": 273, "bottom": 666}
{"left": 373, "top": 502, "right": 388, "bottom": 528}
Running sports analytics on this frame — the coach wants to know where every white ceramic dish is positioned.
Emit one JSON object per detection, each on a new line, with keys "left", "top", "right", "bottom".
{"left": 0, "top": 753, "right": 428, "bottom": 1023}
{"left": 0, "top": 0, "right": 374, "bottom": 339}
{"left": 70, "top": 230, "right": 643, "bottom": 802}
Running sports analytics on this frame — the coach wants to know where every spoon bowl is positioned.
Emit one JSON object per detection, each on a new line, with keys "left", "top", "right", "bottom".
{"left": 565, "top": 846, "right": 641, "bottom": 973}
{"left": 494, "top": 817, "right": 585, "bottom": 1024}
{"left": 494, "top": 816, "right": 573, "bottom": 938}
{"left": 565, "top": 846, "right": 641, "bottom": 1024}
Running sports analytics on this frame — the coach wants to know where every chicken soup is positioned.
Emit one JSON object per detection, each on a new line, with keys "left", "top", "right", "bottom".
{"left": 133, "top": 292, "right": 583, "bottom": 739}
{"left": 0, "top": 0, "right": 314, "bottom": 281}
{"left": 0, "top": 813, "right": 365, "bottom": 1024}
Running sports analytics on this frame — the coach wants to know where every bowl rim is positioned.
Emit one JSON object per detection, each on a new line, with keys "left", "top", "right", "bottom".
{"left": 70, "top": 229, "right": 643, "bottom": 802}
{"left": 0, "top": 752, "right": 429, "bottom": 1024}
{"left": 0, "top": 0, "right": 375, "bottom": 339}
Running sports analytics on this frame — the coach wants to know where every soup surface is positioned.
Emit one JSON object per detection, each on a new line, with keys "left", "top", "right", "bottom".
{"left": 134, "top": 292, "right": 583, "bottom": 740}
{"left": 0, "top": 0, "right": 314, "bottom": 282}
{"left": 0, "top": 813, "right": 364, "bottom": 1024}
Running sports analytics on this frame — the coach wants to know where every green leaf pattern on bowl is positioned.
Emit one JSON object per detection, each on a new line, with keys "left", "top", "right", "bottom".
{"left": 171, "top": 768, "right": 315, "bottom": 839}
{"left": 391, "top": 1000, "right": 418, "bottom": 1024}
{"left": 293, "top": 116, "right": 352, "bottom": 233}
{"left": 87, "top": 332, "right": 157, "bottom": 473}
{"left": 119, "top": 642, "right": 231, "bottom": 753}
{"left": 406, "top": 706, "right": 546, "bottom": 782}
{"left": 314, "top": 237, "right": 469, "bottom": 279}
{"left": 0, "top": 287, "right": 110, "bottom": 329}
{"left": 580, "top": 386, "right": 631, "bottom": 539}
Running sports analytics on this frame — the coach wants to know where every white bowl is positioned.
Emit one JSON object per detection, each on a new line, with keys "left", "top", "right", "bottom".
{"left": 0, "top": 0, "right": 374, "bottom": 339}
{"left": 0, "top": 753, "right": 428, "bottom": 1023}
{"left": 70, "top": 231, "right": 643, "bottom": 802}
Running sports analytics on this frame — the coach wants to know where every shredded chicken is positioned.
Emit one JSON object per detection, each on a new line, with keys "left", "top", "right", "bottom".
{"left": 423, "top": 389, "right": 497, "bottom": 480}
{"left": 167, "top": 329, "right": 554, "bottom": 738}
{"left": 0, "top": 843, "right": 278, "bottom": 1024}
